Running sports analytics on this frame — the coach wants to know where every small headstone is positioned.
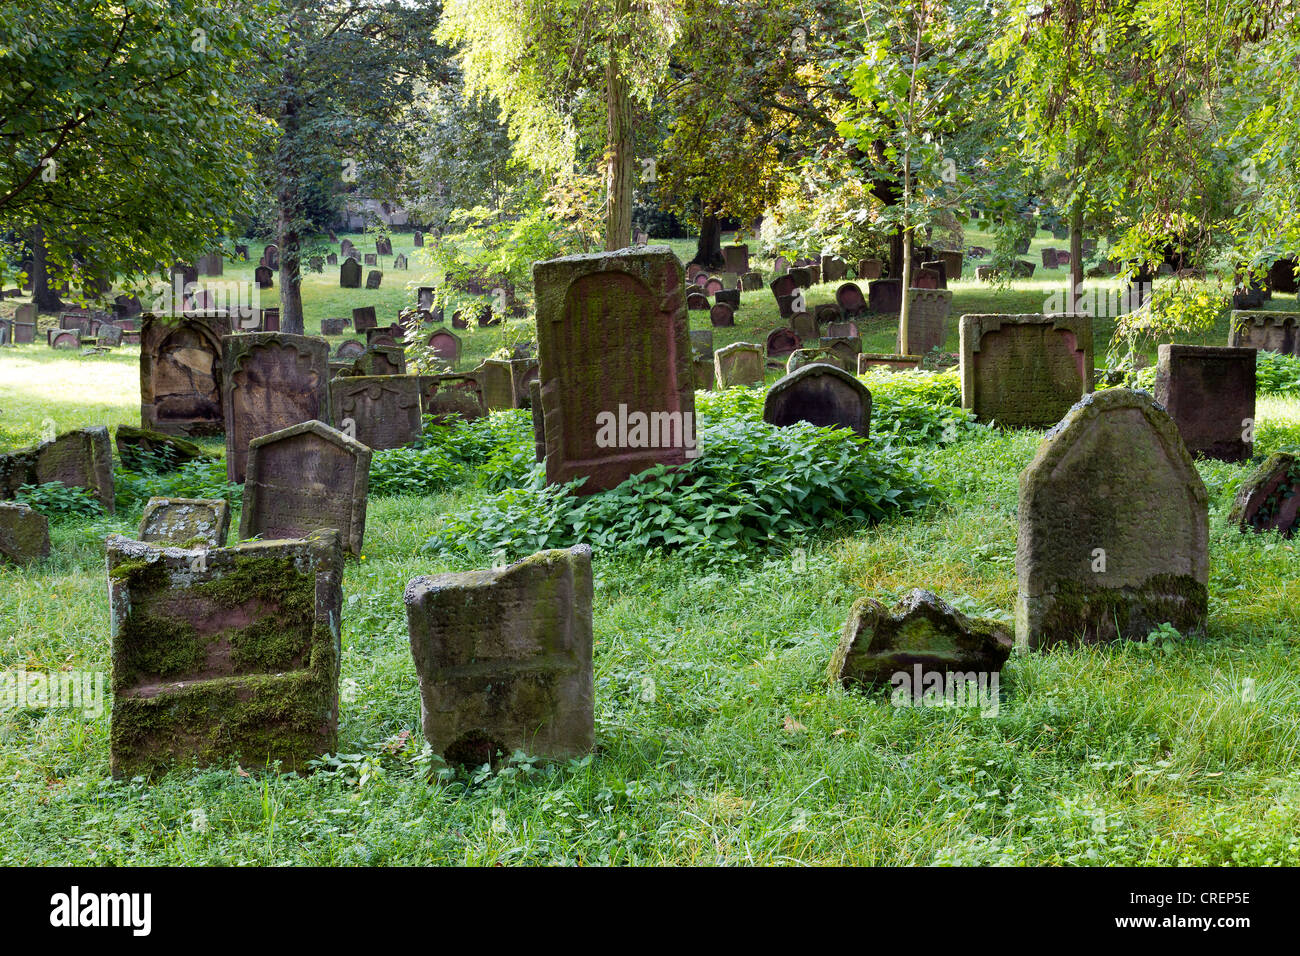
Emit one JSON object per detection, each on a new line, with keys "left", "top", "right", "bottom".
{"left": 689, "top": 329, "right": 714, "bottom": 359}
{"left": 365, "top": 324, "right": 405, "bottom": 348}
{"left": 936, "top": 251, "right": 963, "bottom": 280}
{"left": 704, "top": 276, "right": 724, "bottom": 295}
{"left": 334, "top": 339, "right": 366, "bottom": 360}
{"left": 197, "top": 252, "right": 224, "bottom": 276}
{"left": 687, "top": 291, "right": 711, "bottom": 311}
{"left": 326, "top": 253, "right": 338, "bottom": 266}
{"left": 426, "top": 329, "right": 461, "bottom": 365}
{"left": 393, "top": 254, "right": 408, "bottom": 270}
{"left": 1229, "top": 452, "right": 1300, "bottom": 537}
{"left": 959, "top": 313, "right": 1093, "bottom": 427}
{"left": 765, "top": 327, "right": 801, "bottom": 359}
{"left": 364, "top": 253, "right": 378, "bottom": 266}
{"left": 0, "top": 501, "right": 50, "bottom": 564}
{"left": 1153, "top": 345, "right": 1255, "bottom": 462}
{"left": 763, "top": 362, "right": 870, "bottom": 438}
{"left": 819, "top": 335, "right": 862, "bottom": 369}
{"left": 0, "top": 426, "right": 114, "bottom": 513}
{"left": 714, "top": 342, "right": 764, "bottom": 388}
{"left": 413, "top": 231, "right": 424, "bottom": 247}
{"left": 820, "top": 254, "right": 849, "bottom": 282}
{"left": 255, "top": 265, "right": 273, "bottom": 289}
{"left": 261, "top": 245, "right": 279, "bottom": 270}
{"left": 320, "top": 317, "right": 348, "bottom": 336}
{"left": 106, "top": 529, "right": 343, "bottom": 777}
{"left": 858, "top": 353, "right": 922, "bottom": 374}
{"left": 365, "top": 270, "right": 383, "bottom": 290}
{"left": 836, "top": 282, "right": 867, "bottom": 318}
{"left": 352, "top": 345, "right": 406, "bottom": 377}
{"left": 694, "top": 356, "right": 715, "bottom": 390}
{"left": 405, "top": 544, "right": 595, "bottom": 764}
{"left": 787, "top": 348, "right": 847, "bottom": 374}
{"left": 715, "top": 289, "right": 741, "bottom": 310}
{"left": 709, "top": 302, "right": 735, "bottom": 327}
{"left": 826, "top": 321, "right": 859, "bottom": 338}
{"left": 419, "top": 374, "right": 486, "bottom": 424}
{"left": 98, "top": 323, "right": 124, "bottom": 347}
{"left": 234, "top": 243, "right": 250, "bottom": 260}
{"left": 241, "top": 420, "right": 370, "bottom": 556}
{"left": 137, "top": 497, "right": 230, "bottom": 548}
{"left": 789, "top": 267, "right": 812, "bottom": 289}
{"left": 857, "top": 258, "right": 883, "bottom": 281}
{"left": 331, "top": 376, "right": 423, "bottom": 451}
{"left": 791, "top": 311, "right": 819, "bottom": 341}
{"left": 140, "top": 314, "right": 227, "bottom": 436}
{"left": 829, "top": 589, "right": 1012, "bottom": 690}
{"left": 48, "top": 329, "right": 80, "bottom": 349}
{"left": 340, "top": 257, "right": 362, "bottom": 288}
{"left": 1017, "top": 389, "right": 1208, "bottom": 649}
{"left": 741, "top": 271, "right": 763, "bottom": 291}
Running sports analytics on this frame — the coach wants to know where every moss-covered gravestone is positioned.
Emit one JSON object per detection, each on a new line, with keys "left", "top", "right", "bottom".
{"left": 0, "top": 426, "right": 115, "bottom": 514}
{"left": 107, "top": 528, "right": 343, "bottom": 778}
{"left": 330, "top": 375, "right": 422, "bottom": 450}
{"left": 715, "top": 342, "right": 765, "bottom": 388}
{"left": 222, "top": 332, "right": 331, "bottom": 483}
{"left": 1153, "top": 344, "right": 1256, "bottom": 462}
{"left": 819, "top": 335, "right": 862, "bottom": 369}
{"left": 140, "top": 313, "right": 227, "bottom": 436}
{"left": 138, "top": 497, "right": 230, "bottom": 548}
{"left": 829, "top": 589, "right": 1012, "bottom": 688}
{"left": 419, "top": 373, "right": 486, "bottom": 424}
{"left": 788, "top": 347, "right": 846, "bottom": 373}
{"left": 1015, "top": 389, "right": 1209, "bottom": 649}
{"left": 405, "top": 545, "right": 594, "bottom": 765}
{"left": 240, "top": 420, "right": 370, "bottom": 557}
{"left": 1228, "top": 310, "right": 1300, "bottom": 355}
{"left": 1228, "top": 452, "right": 1300, "bottom": 536}
{"left": 533, "top": 246, "right": 695, "bottom": 493}
{"left": 0, "top": 501, "right": 50, "bottom": 564}
{"left": 764, "top": 363, "right": 871, "bottom": 438}
{"left": 960, "top": 313, "right": 1093, "bottom": 427}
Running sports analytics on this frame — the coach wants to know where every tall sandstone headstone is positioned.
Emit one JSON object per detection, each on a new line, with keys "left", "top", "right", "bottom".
{"left": 900, "top": 289, "right": 952, "bottom": 356}
{"left": 222, "top": 332, "right": 331, "bottom": 483}
{"left": 240, "top": 420, "right": 370, "bottom": 557}
{"left": 140, "top": 313, "right": 227, "bottom": 436}
{"left": 763, "top": 363, "right": 871, "bottom": 438}
{"left": 340, "top": 257, "right": 362, "bottom": 289}
{"left": 107, "top": 529, "right": 343, "bottom": 778}
{"left": 960, "top": 313, "right": 1093, "bottom": 427}
{"left": 533, "top": 246, "right": 694, "bottom": 494}
{"left": 330, "top": 375, "right": 423, "bottom": 450}
{"left": 405, "top": 544, "right": 594, "bottom": 765}
{"left": 1015, "top": 389, "right": 1209, "bottom": 649}
{"left": 1154, "top": 344, "right": 1255, "bottom": 462}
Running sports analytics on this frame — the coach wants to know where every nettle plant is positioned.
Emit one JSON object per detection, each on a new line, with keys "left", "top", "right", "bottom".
{"left": 15, "top": 481, "right": 103, "bottom": 519}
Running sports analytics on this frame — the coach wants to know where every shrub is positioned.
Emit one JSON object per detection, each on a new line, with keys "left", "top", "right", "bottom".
{"left": 113, "top": 457, "right": 241, "bottom": 512}
{"left": 1255, "top": 351, "right": 1300, "bottom": 398}
{"left": 14, "top": 481, "right": 104, "bottom": 519}
{"left": 369, "top": 411, "right": 534, "bottom": 497}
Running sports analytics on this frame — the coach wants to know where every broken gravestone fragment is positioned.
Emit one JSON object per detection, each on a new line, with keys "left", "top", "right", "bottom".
{"left": 1228, "top": 452, "right": 1300, "bottom": 537}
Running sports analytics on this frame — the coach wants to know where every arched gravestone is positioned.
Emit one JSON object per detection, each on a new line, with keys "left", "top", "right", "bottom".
{"left": 1154, "top": 344, "right": 1256, "bottom": 462}
{"left": 692, "top": 271, "right": 709, "bottom": 287}
{"left": 1015, "top": 389, "right": 1208, "bottom": 650}
{"left": 340, "top": 256, "right": 362, "bottom": 288}
{"left": 261, "top": 244, "right": 279, "bottom": 270}
{"left": 375, "top": 236, "right": 392, "bottom": 256}
{"left": 1229, "top": 310, "right": 1300, "bottom": 356}
{"left": 1230, "top": 452, "right": 1300, "bottom": 536}
{"left": 334, "top": 339, "right": 365, "bottom": 360}
{"left": 419, "top": 373, "right": 486, "bottom": 424}
{"left": 140, "top": 314, "right": 227, "bottom": 436}
{"left": 959, "top": 313, "right": 1093, "bottom": 427}
{"left": 427, "top": 329, "right": 461, "bottom": 365}
{"left": 687, "top": 291, "right": 710, "bottom": 311}
{"left": 818, "top": 335, "right": 862, "bottom": 369}
{"left": 240, "top": 420, "right": 370, "bottom": 555}
{"left": 709, "top": 302, "right": 735, "bottom": 327}
{"left": 255, "top": 265, "right": 273, "bottom": 289}
{"left": 901, "top": 288, "right": 952, "bottom": 356}
{"left": 365, "top": 269, "right": 383, "bottom": 289}
{"left": 331, "top": 375, "right": 423, "bottom": 450}
{"left": 48, "top": 329, "right": 79, "bottom": 349}
{"left": 836, "top": 282, "right": 867, "bottom": 318}
{"left": 351, "top": 345, "right": 405, "bottom": 376}
{"left": 765, "top": 327, "right": 801, "bottom": 359}
{"left": 533, "top": 245, "right": 695, "bottom": 494}
{"left": 764, "top": 363, "right": 871, "bottom": 438}
{"left": 714, "top": 342, "right": 764, "bottom": 388}
{"left": 704, "top": 276, "right": 724, "bottom": 295}
{"left": 221, "top": 333, "right": 331, "bottom": 483}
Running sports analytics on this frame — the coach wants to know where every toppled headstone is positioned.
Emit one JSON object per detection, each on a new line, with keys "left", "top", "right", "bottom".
{"left": 0, "top": 426, "right": 114, "bottom": 513}
{"left": 714, "top": 342, "right": 764, "bottom": 388}
{"left": 764, "top": 362, "right": 871, "bottom": 438}
{"left": 106, "top": 529, "right": 343, "bottom": 778}
{"left": 1228, "top": 452, "right": 1300, "bottom": 536}
{"left": 829, "top": 589, "right": 1012, "bottom": 689}
{"left": 1153, "top": 344, "right": 1255, "bottom": 462}
{"left": 115, "top": 425, "right": 205, "bottom": 472}
{"left": 240, "top": 420, "right": 370, "bottom": 556}
{"left": 138, "top": 497, "right": 230, "bottom": 548}
{"left": 0, "top": 501, "right": 50, "bottom": 564}
{"left": 405, "top": 544, "right": 594, "bottom": 765}
{"left": 331, "top": 375, "right": 423, "bottom": 450}
{"left": 1016, "top": 389, "right": 1209, "bottom": 649}
{"left": 959, "top": 313, "right": 1093, "bottom": 427}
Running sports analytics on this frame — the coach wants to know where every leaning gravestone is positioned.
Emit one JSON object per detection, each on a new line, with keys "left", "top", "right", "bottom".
{"left": 765, "top": 327, "right": 802, "bottom": 359}
{"left": 331, "top": 375, "right": 423, "bottom": 450}
{"left": 714, "top": 342, "right": 765, "bottom": 388}
{"left": 221, "top": 332, "right": 331, "bottom": 483}
{"left": 819, "top": 335, "right": 862, "bottom": 369}
{"left": 240, "top": 420, "right": 370, "bottom": 556}
{"left": 763, "top": 362, "right": 871, "bottom": 438}
{"left": 1228, "top": 310, "right": 1300, "bottom": 356}
{"left": 1016, "top": 389, "right": 1209, "bottom": 649}
{"left": 1229, "top": 452, "right": 1300, "bottom": 537}
{"left": 351, "top": 306, "right": 377, "bottom": 331}
{"left": 0, "top": 426, "right": 115, "bottom": 513}
{"left": 959, "top": 313, "right": 1093, "bottom": 427}
{"left": 1154, "top": 344, "right": 1255, "bottom": 462}
{"left": 0, "top": 501, "right": 50, "bottom": 564}
{"left": 836, "top": 282, "right": 867, "bottom": 318}
{"left": 137, "top": 497, "right": 230, "bottom": 548}
{"left": 140, "top": 314, "right": 227, "bottom": 436}
{"left": 106, "top": 528, "right": 343, "bottom": 778}
{"left": 419, "top": 373, "right": 486, "bottom": 424}
{"left": 532, "top": 246, "right": 695, "bottom": 493}
{"left": 405, "top": 544, "right": 594, "bottom": 765}
{"left": 340, "top": 257, "right": 362, "bottom": 289}
{"left": 365, "top": 270, "right": 383, "bottom": 289}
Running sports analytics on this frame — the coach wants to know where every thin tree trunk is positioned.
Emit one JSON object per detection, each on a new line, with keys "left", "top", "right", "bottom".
{"left": 1068, "top": 196, "right": 1084, "bottom": 315}
{"left": 604, "top": 0, "right": 634, "bottom": 252}
{"left": 276, "top": 60, "right": 305, "bottom": 334}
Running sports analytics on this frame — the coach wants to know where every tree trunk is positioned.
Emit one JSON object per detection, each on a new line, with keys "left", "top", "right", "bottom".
{"left": 278, "top": 202, "right": 304, "bottom": 335}
{"left": 692, "top": 212, "right": 725, "bottom": 269}
{"left": 276, "top": 60, "right": 305, "bottom": 334}
{"left": 29, "top": 225, "right": 64, "bottom": 312}
{"left": 604, "top": 0, "right": 634, "bottom": 252}
{"left": 1068, "top": 196, "right": 1084, "bottom": 315}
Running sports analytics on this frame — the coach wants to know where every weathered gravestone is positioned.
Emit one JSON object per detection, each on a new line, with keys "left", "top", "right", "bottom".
{"left": 533, "top": 246, "right": 695, "bottom": 493}
{"left": 138, "top": 497, "right": 230, "bottom": 548}
{"left": 405, "top": 544, "right": 594, "bottom": 765}
{"left": 308, "top": 256, "right": 324, "bottom": 274}
{"left": 869, "top": 278, "right": 903, "bottom": 314}
{"left": 704, "top": 276, "right": 724, "bottom": 296}
{"left": 787, "top": 348, "right": 847, "bottom": 374}
{"left": 393, "top": 254, "right": 408, "bottom": 271}
{"left": 115, "top": 425, "right": 204, "bottom": 472}
{"left": 48, "top": 329, "right": 79, "bottom": 349}
{"left": 331, "top": 375, "right": 423, "bottom": 450}
{"left": 1153, "top": 345, "right": 1256, "bottom": 462}
{"left": 694, "top": 356, "right": 715, "bottom": 390}
{"left": 413, "top": 231, "right": 424, "bottom": 247}
{"left": 765, "top": 327, "right": 801, "bottom": 359}
{"left": 936, "top": 250, "right": 963, "bottom": 281}
{"left": 959, "top": 313, "right": 1093, "bottom": 427}
{"left": 261, "top": 245, "right": 279, "bottom": 270}
{"left": 426, "top": 329, "right": 461, "bottom": 365}
{"left": 351, "top": 306, "right": 377, "bottom": 332}
{"left": 858, "top": 353, "right": 922, "bottom": 374}
{"left": 687, "top": 291, "right": 710, "bottom": 311}
{"left": 255, "top": 265, "right": 273, "bottom": 289}
{"left": 0, "top": 501, "right": 50, "bottom": 564}
{"left": 326, "top": 253, "right": 338, "bottom": 266}
{"left": 900, "top": 289, "right": 952, "bottom": 356}
{"left": 820, "top": 254, "right": 849, "bottom": 283}
{"left": 334, "top": 339, "right": 365, "bottom": 360}
{"left": 197, "top": 252, "right": 224, "bottom": 276}
{"left": 857, "top": 258, "right": 883, "bottom": 281}
{"left": 365, "top": 270, "right": 383, "bottom": 290}
{"left": 98, "top": 323, "right": 124, "bottom": 347}
{"left": 1015, "top": 389, "right": 1209, "bottom": 649}
{"left": 365, "top": 324, "right": 405, "bottom": 348}
{"left": 240, "top": 420, "right": 370, "bottom": 556}
{"left": 714, "top": 342, "right": 765, "bottom": 388}
{"left": 741, "top": 271, "right": 763, "bottom": 291}
{"left": 320, "top": 318, "right": 348, "bottom": 336}
{"left": 222, "top": 333, "right": 331, "bottom": 484}
{"left": 709, "top": 302, "right": 735, "bottom": 327}
{"left": 763, "top": 363, "right": 871, "bottom": 438}
{"left": 1268, "top": 258, "right": 1298, "bottom": 294}
{"left": 1229, "top": 452, "right": 1300, "bottom": 537}
{"left": 688, "top": 329, "right": 714, "bottom": 358}
{"left": 351, "top": 345, "right": 405, "bottom": 377}
{"left": 0, "top": 426, "right": 115, "bottom": 513}
{"left": 715, "top": 288, "right": 741, "bottom": 310}
{"left": 791, "top": 311, "right": 819, "bottom": 342}
{"left": 723, "top": 244, "right": 750, "bottom": 274}
{"left": 363, "top": 253, "right": 377, "bottom": 266}
{"left": 836, "top": 282, "right": 867, "bottom": 318}
{"left": 829, "top": 589, "right": 1012, "bottom": 690}
{"left": 140, "top": 314, "right": 227, "bottom": 436}
{"left": 819, "top": 335, "right": 862, "bottom": 369}
{"left": 106, "top": 528, "right": 343, "bottom": 778}
{"left": 1228, "top": 310, "right": 1300, "bottom": 356}
{"left": 419, "top": 373, "right": 487, "bottom": 424}
{"left": 340, "top": 257, "right": 362, "bottom": 289}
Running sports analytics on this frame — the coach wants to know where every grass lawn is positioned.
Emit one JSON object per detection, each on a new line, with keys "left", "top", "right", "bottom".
{"left": 1, "top": 230, "right": 1299, "bottom": 865}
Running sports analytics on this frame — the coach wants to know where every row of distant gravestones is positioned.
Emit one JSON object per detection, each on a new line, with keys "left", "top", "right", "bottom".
{"left": 9, "top": 246, "right": 1300, "bottom": 778}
